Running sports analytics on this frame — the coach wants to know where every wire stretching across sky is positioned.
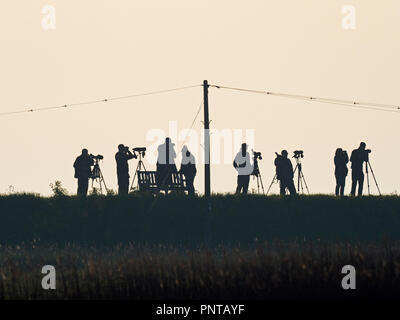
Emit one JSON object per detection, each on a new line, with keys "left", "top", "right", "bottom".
{"left": 210, "top": 85, "right": 400, "bottom": 114}
{"left": 1, "top": 82, "right": 399, "bottom": 117}
{"left": 0, "top": 85, "right": 201, "bottom": 117}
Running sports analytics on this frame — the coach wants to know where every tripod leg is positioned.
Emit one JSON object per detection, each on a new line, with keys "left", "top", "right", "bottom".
{"left": 266, "top": 174, "right": 277, "bottom": 195}
{"left": 300, "top": 170, "right": 310, "bottom": 194}
{"left": 259, "top": 173, "right": 265, "bottom": 194}
{"left": 130, "top": 161, "right": 141, "bottom": 191}
{"left": 368, "top": 161, "right": 382, "bottom": 196}
{"left": 93, "top": 178, "right": 101, "bottom": 194}
{"left": 365, "top": 162, "right": 370, "bottom": 196}
{"left": 297, "top": 166, "right": 301, "bottom": 193}
{"left": 100, "top": 170, "right": 108, "bottom": 194}
{"left": 255, "top": 175, "right": 260, "bottom": 194}
{"left": 292, "top": 161, "right": 298, "bottom": 193}
{"left": 299, "top": 172, "right": 303, "bottom": 193}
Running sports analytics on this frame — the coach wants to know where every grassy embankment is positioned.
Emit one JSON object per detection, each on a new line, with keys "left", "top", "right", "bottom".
{"left": 0, "top": 194, "right": 399, "bottom": 245}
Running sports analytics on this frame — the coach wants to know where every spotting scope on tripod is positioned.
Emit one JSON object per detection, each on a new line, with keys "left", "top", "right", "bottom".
{"left": 292, "top": 150, "right": 309, "bottom": 194}
{"left": 364, "top": 151, "right": 381, "bottom": 196}
{"left": 90, "top": 154, "right": 108, "bottom": 194}
{"left": 130, "top": 147, "right": 147, "bottom": 191}
{"left": 251, "top": 149, "right": 265, "bottom": 194}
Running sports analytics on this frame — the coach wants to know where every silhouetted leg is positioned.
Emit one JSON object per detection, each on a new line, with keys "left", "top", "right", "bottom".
{"left": 78, "top": 178, "right": 89, "bottom": 196}
{"left": 118, "top": 176, "right": 129, "bottom": 195}
{"left": 83, "top": 179, "right": 89, "bottom": 196}
{"left": 186, "top": 175, "right": 195, "bottom": 195}
{"left": 341, "top": 176, "right": 346, "bottom": 196}
{"left": 163, "top": 165, "right": 176, "bottom": 192}
{"left": 287, "top": 180, "right": 297, "bottom": 195}
{"left": 235, "top": 175, "right": 242, "bottom": 194}
{"left": 358, "top": 173, "right": 364, "bottom": 196}
{"left": 242, "top": 175, "right": 250, "bottom": 194}
{"left": 282, "top": 180, "right": 288, "bottom": 195}
{"left": 335, "top": 175, "right": 340, "bottom": 196}
{"left": 337, "top": 175, "right": 345, "bottom": 196}
{"left": 77, "top": 178, "right": 83, "bottom": 195}
{"left": 157, "top": 165, "right": 167, "bottom": 191}
{"left": 350, "top": 171, "right": 357, "bottom": 196}
{"left": 77, "top": 179, "right": 82, "bottom": 195}
{"left": 279, "top": 180, "right": 285, "bottom": 195}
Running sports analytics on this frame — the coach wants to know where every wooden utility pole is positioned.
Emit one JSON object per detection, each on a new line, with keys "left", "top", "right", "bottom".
{"left": 203, "top": 80, "right": 211, "bottom": 198}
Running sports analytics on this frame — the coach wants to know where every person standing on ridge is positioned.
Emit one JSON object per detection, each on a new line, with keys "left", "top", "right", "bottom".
{"left": 115, "top": 144, "right": 135, "bottom": 195}
{"left": 73, "top": 149, "right": 94, "bottom": 196}
{"left": 180, "top": 145, "right": 197, "bottom": 195}
{"left": 274, "top": 150, "right": 296, "bottom": 196}
{"left": 334, "top": 148, "right": 349, "bottom": 197}
{"left": 233, "top": 143, "right": 253, "bottom": 194}
{"left": 350, "top": 142, "right": 369, "bottom": 196}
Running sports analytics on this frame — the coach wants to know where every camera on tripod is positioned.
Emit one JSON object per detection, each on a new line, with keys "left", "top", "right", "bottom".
{"left": 132, "top": 147, "right": 146, "bottom": 158}
{"left": 90, "top": 154, "right": 104, "bottom": 161}
{"left": 253, "top": 151, "right": 262, "bottom": 160}
{"left": 293, "top": 150, "right": 304, "bottom": 159}
{"left": 130, "top": 147, "right": 148, "bottom": 191}
{"left": 251, "top": 150, "right": 262, "bottom": 177}
{"left": 247, "top": 149, "right": 264, "bottom": 193}
{"left": 365, "top": 149, "right": 372, "bottom": 154}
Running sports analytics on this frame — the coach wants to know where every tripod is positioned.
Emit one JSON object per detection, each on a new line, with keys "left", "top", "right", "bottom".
{"left": 293, "top": 156, "right": 310, "bottom": 194}
{"left": 251, "top": 158, "right": 265, "bottom": 194}
{"left": 365, "top": 159, "right": 381, "bottom": 195}
{"left": 266, "top": 174, "right": 278, "bottom": 195}
{"left": 130, "top": 151, "right": 147, "bottom": 191}
{"left": 91, "top": 159, "right": 108, "bottom": 194}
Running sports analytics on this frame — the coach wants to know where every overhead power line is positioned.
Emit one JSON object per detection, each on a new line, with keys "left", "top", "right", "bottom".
{"left": 0, "top": 85, "right": 201, "bottom": 117}
{"left": 1, "top": 82, "right": 398, "bottom": 117}
{"left": 210, "top": 84, "right": 400, "bottom": 114}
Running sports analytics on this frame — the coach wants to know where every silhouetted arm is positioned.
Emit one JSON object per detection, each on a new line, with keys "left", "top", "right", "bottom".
{"left": 350, "top": 150, "right": 355, "bottom": 163}
{"left": 126, "top": 150, "right": 134, "bottom": 160}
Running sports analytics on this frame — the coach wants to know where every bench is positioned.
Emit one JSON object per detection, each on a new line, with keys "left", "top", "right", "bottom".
{"left": 137, "top": 171, "right": 188, "bottom": 193}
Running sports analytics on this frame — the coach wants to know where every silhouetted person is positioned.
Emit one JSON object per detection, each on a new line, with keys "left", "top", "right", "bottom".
{"left": 350, "top": 142, "right": 369, "bottom": 196}
{"left": 156, "top": 137, "right": 177, "bottom": 191}
{"left": 180, "top": 146, "right": 196, "bottom": 195}
{"left": 233, "top": 143, "right": 253, "bottom": 194}
{"left": 115, "top": 144, "right": 135, "bottom": 195}
{"left": 73, "top": 149, "right": 94, "bottom": 196}
{"left": 334, "top": 148, "right": 349, "bottom": 196}
{"left": 274, "top": 150, "right": 296, "bottom": 196}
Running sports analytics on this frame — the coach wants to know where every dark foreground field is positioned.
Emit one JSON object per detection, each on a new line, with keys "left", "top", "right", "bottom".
{"left": 0, "top": 194, "right": 399, "bottom": 300}
{"left": 1, "top": 242, "right": 400, "bottom": 300}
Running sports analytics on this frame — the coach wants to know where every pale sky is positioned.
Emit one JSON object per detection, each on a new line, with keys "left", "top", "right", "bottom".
{"left": 0, "top": 1, "right": 399, "bottom": 196}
